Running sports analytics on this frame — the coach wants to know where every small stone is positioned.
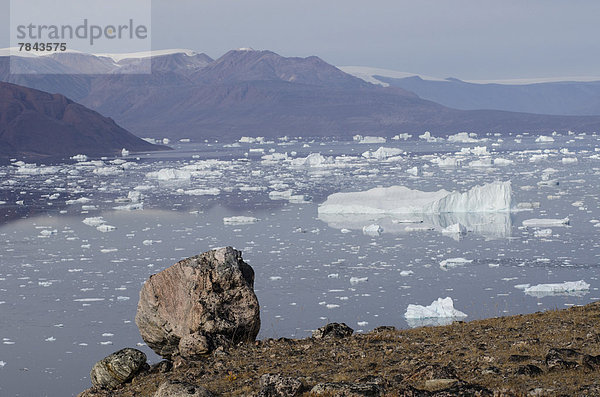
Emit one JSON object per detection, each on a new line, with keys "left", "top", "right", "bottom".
{"left": 90, "top": 348, "right": 147, "bottom": 389}
{"left": 508, "top": 354, "right": 530, "bottom": 362}
{"left": 154, "top": 381, "right": 214, "bottom": 397}
{"left": 312, "top": 323, "right": 354, "bottom": 339}
{"left": 424, "top": 379, "right": 458, "bottom": 391}
{"left": 515, "top": 364, "right": 543, "bottom": 377}
{"left": 257, "top": 373, "right": 304, "bottom": 396}
{"left": 372, "top": 326, "right": 396, "bottom": 333}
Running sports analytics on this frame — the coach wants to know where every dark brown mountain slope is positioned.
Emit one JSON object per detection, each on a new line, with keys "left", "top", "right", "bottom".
{"left": 0, "top": 81, "right": 166, "bottom": 158}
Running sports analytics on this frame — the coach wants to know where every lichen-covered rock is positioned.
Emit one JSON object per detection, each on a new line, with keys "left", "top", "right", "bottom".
{"left": 312, "top": 323, "right": 354, "bottom": 339}
{"left": 257, "top": 373, "right": 304, "bottom": 396}
{"left": 135, "top": 247, "right": 260, "bottom": 359}
{"left": 310, "top": 381, "right": 383, "bottom": 396}
{"left": 154, "top": 381, "right": 214, "bottom": 396}
{"left": 90, "top": 348, "right": 147, "bottom": 389}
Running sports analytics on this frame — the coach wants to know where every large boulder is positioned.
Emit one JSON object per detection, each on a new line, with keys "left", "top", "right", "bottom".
{"left": 90, "top": 348, "right": 147, "bottom": 389}
{"left": 135, "top": 247, "right": 260, "bottom": 359}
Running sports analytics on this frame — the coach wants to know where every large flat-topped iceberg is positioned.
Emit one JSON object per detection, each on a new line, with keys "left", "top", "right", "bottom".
{"left": 318, "top": 181, "right": 513, "bottom": 215}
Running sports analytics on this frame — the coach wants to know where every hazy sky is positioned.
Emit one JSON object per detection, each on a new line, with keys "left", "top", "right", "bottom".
{"left": 2, "top": 0, "right": 600, "bottom": 80}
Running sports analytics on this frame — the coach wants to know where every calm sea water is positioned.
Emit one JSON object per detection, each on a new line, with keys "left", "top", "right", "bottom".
{"left": 1, "top": 133, "right": 599, "bottom": 396}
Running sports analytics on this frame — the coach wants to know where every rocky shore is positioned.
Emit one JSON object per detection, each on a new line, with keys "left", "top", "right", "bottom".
{"left": 78, "top": 248, "right": 600, "bottom": 396}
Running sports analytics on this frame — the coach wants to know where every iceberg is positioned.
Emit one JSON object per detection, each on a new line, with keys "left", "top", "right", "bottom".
{"left": 439, "top": 257, "right": 472, "bottom": 269}
{"left": 223, "top": 216, "right": 259, "bottom": 225}
{"left": 318, "top": 181, "right": 513, "bottom": 215}
{"left": 404, "top": 297, "right": 467, "bottom": 328}
{"left": 536, "top": 135, "right": 555, "bottom": 143}
{"left": 290, "top": 153, "right": 333, "bottom": 167}
{"left": 522, "top": 218, "right": 569, "bottom": 227}
{"left": 362, "top": 147, "right": 404, "bottom": 160}
{"left": 524, "top": 280, "right": 590, "bottom": 298}
{"left": 82, "top": 217, "right": 105, "bottom": 227}
{"left": 353, "top": 135, "right": 386, "bottom": 143}
{"left": 362, "top": 224, "right": 383, "bottom": 236}
{"left": 447, "top": 132, "right": 481, "bottom": 143}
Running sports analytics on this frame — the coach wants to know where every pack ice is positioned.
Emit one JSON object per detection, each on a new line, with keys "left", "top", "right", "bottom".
{"left": 318, "top": 181, "right": 513, "bottom": 215}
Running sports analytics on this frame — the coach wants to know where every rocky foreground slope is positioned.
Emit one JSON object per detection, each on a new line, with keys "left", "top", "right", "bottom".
{"left": 79, "top": 248, "right": 600, "bottom": 396}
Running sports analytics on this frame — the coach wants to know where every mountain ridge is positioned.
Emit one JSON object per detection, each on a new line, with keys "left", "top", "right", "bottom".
{"left": 2, "top": 49, "right": 600, "bottom": 139}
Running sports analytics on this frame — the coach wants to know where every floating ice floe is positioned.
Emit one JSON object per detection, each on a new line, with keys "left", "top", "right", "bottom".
{"left": 493, "top": 158, "right": 514, "bottom": 166}
{"left": 66, "top": 197, "right": 92, "bottom": 205}
{"left": 239, "top": 136, "right": 265, "bottom": 144}
{"left": 353, "top": 135, "right": 386, "bottom": 144}
{"left": 361, "top": 147, "right": 404, "bottom": 160}
{"left": 418, "top": 131, "right": 442, "bottom": 142}
{"left": 362, "top": 224, "right": 383, "bottom": 236}
{"left": 392, "top": 133, "right": 412, "bottom": 140}
{"left": 447, "top": 132, "right": 482, "bottom": 143}
{"left": 146, "top": 168, "right": 192, "bottom": 181}
{"left": 70, "top": 154, "right": 88, "bottom": 162}
{"left": 536, "top": 135, "right": 555, "bottom": 143}
{"left": 459, "top": 146, "right": 488, "bottom": 156}
{"left": 439, "top": 257, "right": 473, "bottom": 269}
{"left": 562, "top": 157, "right": 578, "bottom": 164}
{"left": 96, "top": 225, "right": 116, "bottom": 233}
{"left": 290, "top": 153, "right": 333, "bottom": 167}
{"left": 404, "top": 297, "right": 467, "bottom": 328}
{"left": 533, "top": 228, "right": 553, "bottom": 237}
{"left": 524, "top": 280, "right": 590, "bottom": 298}
{"left": 179, "top": 188, "right": 220, "bottom": 196}
{"left": 82, "top": 217, "right": 106, "bottom": 227}
{"left": 350, "top": 276, "right": 368, "bottom": 284}
{"left": 319, "top": 181, "right": 513, "bottom": 215}
{"left": 223, "top": 216, "right": 259, "bottom": 225}
{"left": 0, "top": 360, "right": 5, "bottom": 367}
{"left": 522, "top": 218, "right": 569, "bottom": 227}
{"left": 431, "top": 157, "right": 461, "bottom": 167}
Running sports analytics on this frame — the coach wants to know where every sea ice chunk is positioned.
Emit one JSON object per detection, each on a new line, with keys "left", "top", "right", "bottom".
{"left": 362, "top": 224, "right": 383, "bottom": 236}
{"left": 535, "top": 136, "right": 555, "bottom": 143}
{"left": 146, "top": 168, "right": 192, "bottom": 181}
{"left": 96, "top": 225, "right": 116, "bottom": 232}
{"left": 223, "top": 216, "right": 259, "bottom": 225}
{"left": 522, "top": 218, "right": 569, "bottom": 227}
{"left": 350, "top": 277, "right": 368, "bottom": 284}
{"left": 362, "top": 147, "right": 404, "bottom": 160}
{"left": 290, "top": 153, "right": 333, "bottom": 167}
{"left": 83, "top": 217, "right": 105, "bottom": 227}
{"left": 524, "top": 280, "right": 590, "bottom": 297}
{"left": 353, "top": 135, "right": 386, "bottom": 143}
{"left": 439, "top": 257, "right": 472, "bottom": 269}
{"left": 404, "top": 297, "right": 467, "bottom": 321}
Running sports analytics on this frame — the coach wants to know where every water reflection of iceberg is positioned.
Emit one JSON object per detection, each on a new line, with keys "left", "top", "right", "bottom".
{"left": 405, "top": 317, "right": 464, "bottom": 328}
{"left": 317, "top": 211, "right": 512, "bottom": 239}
